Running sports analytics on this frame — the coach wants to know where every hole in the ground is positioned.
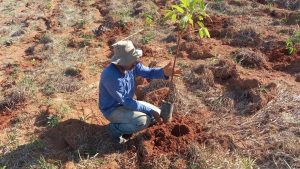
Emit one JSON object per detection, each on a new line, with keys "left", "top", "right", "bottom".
{"left": 171, "top": 124, "right": 190, "bottom": 137}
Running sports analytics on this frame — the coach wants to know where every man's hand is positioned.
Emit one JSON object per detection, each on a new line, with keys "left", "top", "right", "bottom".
{"left": 152, "top": 111, "right": 162, "bottom": 123}
{"left": 162, "top": 61, "right": 181, "bottom": 77}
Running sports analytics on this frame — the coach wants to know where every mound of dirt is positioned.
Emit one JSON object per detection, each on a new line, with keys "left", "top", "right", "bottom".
{"left": 138, "top": 79, "right": 176, "bottom": 105}
{"left": 183, "top": 64, "right": 215, "bottom": 91}
{"left": 210, "top": 59, "right": 238, "bottom": 84}
{"left": 205, "top": 15, "right": 235, "bottom": 39}
{"left": 144, "top": 87, "right": 170, "bottom": 107}
{"left": 181, "top": 42, "right": 214, "bottom": 60}
{"left": 138, "top": 120, "right": 195, "bottom": 163}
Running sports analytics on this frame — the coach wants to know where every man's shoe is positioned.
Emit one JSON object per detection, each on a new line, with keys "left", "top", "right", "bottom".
{"left": 117, "top": 136, "right": 129, "bottom": 144}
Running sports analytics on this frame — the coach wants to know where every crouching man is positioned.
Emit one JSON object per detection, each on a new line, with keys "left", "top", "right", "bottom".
{"left": 99, "top": 40, "right": 172, "bottom": 143}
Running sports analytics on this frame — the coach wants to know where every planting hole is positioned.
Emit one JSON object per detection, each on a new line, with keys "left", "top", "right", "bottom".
{"left": 171, "top": 124, "right": 190, "bottom": 137}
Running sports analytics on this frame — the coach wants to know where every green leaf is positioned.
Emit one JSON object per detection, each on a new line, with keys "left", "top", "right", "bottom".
{"left": 198, "top": 29, "right": 205, "bottom": 38}
{"left": 203, "top": 27, "right": 210, "bottom": 38}
{"left": 197, "top": 21, "right": 204, "bottom": 28}
{"left": 180, "top": 0, "right": 189, "bottom": 8}
{"left": 188, "top": 14, "right": 194, "bottom": 26}
{"left": 171, "top": 14, "right": 177, "bottom": 22}
{"left": 164, "top": 10, "right": 175, "bottom": 20}
{"left": 171, "top": 5, "right": 184, "bottom": 13}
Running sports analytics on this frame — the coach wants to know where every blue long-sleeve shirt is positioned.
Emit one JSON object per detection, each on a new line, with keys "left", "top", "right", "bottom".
{"left": 99, "top": 63, "right": 167, "bottom": 118}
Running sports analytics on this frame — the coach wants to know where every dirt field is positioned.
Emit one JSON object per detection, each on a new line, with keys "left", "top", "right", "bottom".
{"left": 0, "top": 0, "right": 300, "bottom": 168}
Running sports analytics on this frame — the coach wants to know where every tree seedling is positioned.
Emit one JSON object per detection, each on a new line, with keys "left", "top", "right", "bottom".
{"left": 164, "top": 0, "right": 210, "bottom": 81}
{"left": 285, "top": 29, "right": 300, "bottom": 55}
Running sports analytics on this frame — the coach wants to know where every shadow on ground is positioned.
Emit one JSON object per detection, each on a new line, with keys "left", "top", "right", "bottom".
{"left": 0, "top": 119, "right": 132, "bottom": 168}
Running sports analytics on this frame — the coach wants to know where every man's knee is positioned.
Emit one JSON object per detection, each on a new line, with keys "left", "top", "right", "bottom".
{"left": 134, "top": 115, "right": 150, "bottom": 131}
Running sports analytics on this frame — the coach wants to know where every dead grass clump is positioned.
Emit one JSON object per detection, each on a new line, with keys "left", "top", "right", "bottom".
{"left": 42, "top": 69, "right": 82, "bottom": 94}
{"left": 229, "top": 27, "right": 261, "bottom": 47}
{"left": 185, "top": 142, "right": 208, "bottom": 168}
{"left": 183, "top": 64, "right": 214, "bottom": 92}
{"left": 64, "top": 67, "right": 82, "bottom": 77}
{"left": 0, "top": 88, "right": 26, "bottom": 112}
{"left": 210, "top": 59, "right": 238, "bottom": 83}
{"left": 231, "top": 49, "right": 268, "bottom": 69}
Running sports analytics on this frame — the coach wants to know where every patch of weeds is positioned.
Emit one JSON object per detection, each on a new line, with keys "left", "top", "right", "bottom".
{"left": 75, "top": 19, "right": 86, "bottom": 29}
{"left": 47, "top": 115, "right": 59, "bottom": 127}
{"left": 45, "top": 0, "right": 52, "bottom": 10}
{"left": 266, "top": 2, "right": 274, "bottom": 11}
{"left": 185, "top": 142, "right": 208, "bottom": 168}
{"left": 42, "top": 84, "right": 56, "bottom": 96}
{"left": 140, "top": 33, "right": 154, "bottom": 45}
{"left": 80, "top": 33, "right": 95, "bottom": 40}
{"left": 41, "top": 98, "right": 53, "bottom": 106}
{"left": 19, "top": 76, "right": 36, "bottom": 96}
{"left": 115, "top": 8, "right": 133, "bottom": 21}
{"left": 286, "top": 29, "right": 300, "bottom": 54}
{"left": 39, "top": 34, "right": 53, "bottom": 44}
{"left": 143, "top": 13, "right": 154, "bottom": 27}
{"left": 0, "top": 166, "right": 7, "bottom": 169}
{"left": 240, "top": 157, "right": 257, "bottom": 169}
{"left": 37, "top": 156, "right": 58, "bottom": 169}
{"left": 6, "top": 127, "right": 19, "bottom": 149}
{"left": 178, "top": 62, "right": 189, "bottom": 69}
{"left": 58, "top": 103, "right": 71, "bottom": 117}
{"left": 79, "top": 39, "right": 90, "bottom": 47}
{"left": 31, "top": 58, "right": 36, "bottom": 66}
{"left": 88, "top": 64, "right": 100, "bottom": 76}
{"left": 257, "top": 85, "right": 267, "bottom": 93}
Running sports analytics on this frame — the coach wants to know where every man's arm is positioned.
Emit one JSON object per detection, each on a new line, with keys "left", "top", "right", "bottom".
{"left": 134, "top": 63, "right": 168, "bottom": 79}
{"left": 102, "top": 76, "right": 154, "bottom": 116}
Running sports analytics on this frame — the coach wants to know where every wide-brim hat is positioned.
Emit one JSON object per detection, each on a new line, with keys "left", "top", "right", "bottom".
{"left": 111, "top": 40, "right": 143, "bottom": 66}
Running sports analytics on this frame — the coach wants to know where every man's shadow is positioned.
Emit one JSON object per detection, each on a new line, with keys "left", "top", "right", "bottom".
{"left": 0, "top": 119, "right": 135, "bottom": 168}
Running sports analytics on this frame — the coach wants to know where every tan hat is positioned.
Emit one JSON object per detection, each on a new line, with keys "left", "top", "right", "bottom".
{"left": 111, "top": 40, "right": 142, "bottom": 66}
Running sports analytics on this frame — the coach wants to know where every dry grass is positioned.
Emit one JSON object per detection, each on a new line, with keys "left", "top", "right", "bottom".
{"left": 0, "top": 0, "right": 300, "bottom": 169}
{"left": 231, "top": 49, "right": 268, "bottom": 69}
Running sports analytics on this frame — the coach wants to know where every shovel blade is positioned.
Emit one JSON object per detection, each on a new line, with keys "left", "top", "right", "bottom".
{"left": 160, "top": 101, "right": 173, "bottom": 123}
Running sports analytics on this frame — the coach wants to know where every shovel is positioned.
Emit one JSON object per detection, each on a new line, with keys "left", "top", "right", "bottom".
{"left": 159, "top": 61, "right": 177, "bottom": 123}
{"left": 160, "top": 100, "right": 173, "bottom": 123}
